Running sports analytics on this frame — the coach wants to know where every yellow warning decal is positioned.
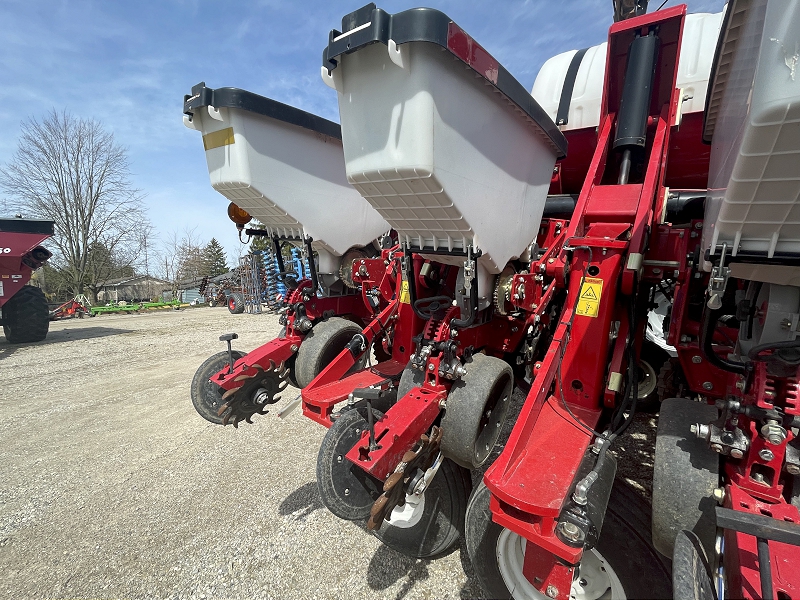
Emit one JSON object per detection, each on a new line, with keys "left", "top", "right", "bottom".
{"left": 399, "top": 280, "right": 411, "bottom": 304}
{"left": 203, "top": 127, "right": 235, "bottom": 150}
{"left": 576, "top": 277, "right": 603, "bottom": 318}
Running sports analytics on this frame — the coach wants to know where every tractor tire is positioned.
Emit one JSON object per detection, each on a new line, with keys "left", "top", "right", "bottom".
{"left": 652, "top": 397, "right": 720, "bottom": 559}
{"left": 190, "top": 350, "right": 246, "bottom": 424}
{"left": 372, "top": 457, "right": 471, "bottom": 559}
{"left": 440, "top": 354, "right": 513, "bottom": 469}
{"left": 294, "top": 317, "right": 366, "bottom": 389}
{"left": 466, "top": 479, "right": 673, "bottom": 600}
{"left": 2, "top": 285, "right": 50, "bottom": 344}
{"left": 228, "top": 292, "right": 245, "bottom": 314}
{"left": 637, "top": 342, "right": 671, "bottom": 412}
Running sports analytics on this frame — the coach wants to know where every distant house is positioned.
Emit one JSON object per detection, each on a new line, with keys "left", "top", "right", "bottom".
{"left": 161, "top": 271, "right": 239, "bottom": 304}
{"left": 97, "top": 275, "right": 171, "bottom": 303}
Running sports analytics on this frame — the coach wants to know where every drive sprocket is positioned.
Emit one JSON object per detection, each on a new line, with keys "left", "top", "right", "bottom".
{"left": 338, "top": 248, "right": 370, "bottom": 289}
{"left": 367, "top": 426, "right": 443, "bottom": 530}
{"left": 493, "top": 265, "right": 517, "bottom": 316}
{"left": 217, "top": 360, "right": 289, "bottom": 427}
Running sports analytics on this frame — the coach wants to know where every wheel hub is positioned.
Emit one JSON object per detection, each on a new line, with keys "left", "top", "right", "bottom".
{"left": 495, "top": 529, "right": 626, "bottom": 600}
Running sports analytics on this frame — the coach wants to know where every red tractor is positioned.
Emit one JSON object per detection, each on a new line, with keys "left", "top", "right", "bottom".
{"left": 0, "top": 217, "right": 54, "bottom": 344}
{"left": 189, "top": 1, "right": 800, "bottom": 598}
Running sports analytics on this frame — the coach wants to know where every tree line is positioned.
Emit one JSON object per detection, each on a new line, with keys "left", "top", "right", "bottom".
{"left": 0, "top": 110, "right": 232, "bottom": 304}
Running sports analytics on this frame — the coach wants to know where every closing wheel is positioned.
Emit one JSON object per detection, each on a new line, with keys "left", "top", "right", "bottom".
{"left": 317, "top": 408, "right": 384, "bottom": 521}
{"left": 652, "top": 397, "right": 719, "bottom": 558}
{"left": 396, "top": 364, "right": 424, "bottom": 399}
{"left": 190, "top": 350, "right": 246, "bottom": 424}
{"left": 372, "top": 457, "right": 471, "bottom": 559}
{"left": 441, "top": 354, "right": 513, "bottom": 469}
{"left": 228, "top": 292, "right": 245, "bottom": 314}
{"left": 466, "top": 479, "right": 672, "bottom": 599}
{"left": 294, "top": 317, "right": 367, "bottom": 388}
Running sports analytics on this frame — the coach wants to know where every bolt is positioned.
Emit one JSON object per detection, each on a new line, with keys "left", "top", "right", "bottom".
{"left": 344, "top": 488, "right": 350, "bottom": 496}
{"left": 711, "top": 443, "right": 723, "bottom": 453}
{"left": 428, "top": 363, "right": 435, "bottom": 371}
{"left": 546, "top": 585, "right": 559, "bottom": 599}
{"left": 713, "top": 488, "right": 726, "bottom": 503}
{"left": 721, "top": 431, "right": 735, "bottom": 444}
{"left": 692, "top": 355, "right": 702, "bottom": 364}
{"left": 730, "top": 449, "right": 744, "bottom": 459}
{"left": 450, "top": 329, "right": 458, "bottom": 338}
{"left": 290, "top": 344, "right": 299, "bottom": 352}
{"left": 787, "top": 464, "right": 800, "bottom": 475}
{"left": 337, "top": 455, "right": 343, "bottom": 463}
{"left": 759, "top": 448, "right": 775, "bottom": 461}
{"left": 558, "top": 521, "right": 581, "bottom": 543}
{"left": 752, "top": 473, "right": 766, "bottom": 484}
{"left": 736, "top": 378, "right": 746, "bottom": 392}
{"left": 548, "top": 258, "right": 555, "bottom": 264}
{"left": 695, "top": 222, "right": 703, "bottom": 229}
{"left": 691, "top": 423, "right": 709, "bottom": 439}
{"left": 579, "top": 579, "right": 588, "bottom": 587}
{"left": 703, "top": 381, "right": 714, "bottom": 391}
{"left": 680, "top": 335, "right": 690, "bottom": 343}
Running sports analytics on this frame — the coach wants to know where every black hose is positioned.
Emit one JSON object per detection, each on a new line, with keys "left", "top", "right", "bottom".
{"left": 748, "top": 339, "right": 800, "bottom": 363}
{"left": 700, "top": 306, "right": 747, "bottom": 374}
{"left": 304, "top": 236, "right": 319, "bottom": 295}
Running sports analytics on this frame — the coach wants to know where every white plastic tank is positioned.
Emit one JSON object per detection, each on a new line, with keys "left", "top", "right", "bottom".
{"left": 321, "top": 6, "right": 566, "bottom": 295}
{"left": 183, "top": 84, "right": 390, "bottom": 271}
{"left": 531, "top": 11, "right": 724, "bottom": 131}
{"left": 703, "top": 0, "right": 800, "bottom": 261}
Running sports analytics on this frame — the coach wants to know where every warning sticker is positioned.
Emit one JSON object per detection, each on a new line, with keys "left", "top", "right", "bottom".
{"left": 575, "top": 277, "right": 603, "bottom": 318}
{"left": 399, "top": 280, "right": 410, "bottom": 304}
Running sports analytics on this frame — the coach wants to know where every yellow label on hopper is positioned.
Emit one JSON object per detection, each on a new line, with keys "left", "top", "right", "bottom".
{"left": 203, "top": 127, "right": 235, "bottom": 150}
{"left": 576, "top": 277, "right": 603, "bottom": 318}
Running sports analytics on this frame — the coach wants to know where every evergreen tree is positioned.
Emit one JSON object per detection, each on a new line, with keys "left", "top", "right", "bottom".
{"left": 203, "top": 238, "right": 228, "bottom": 277}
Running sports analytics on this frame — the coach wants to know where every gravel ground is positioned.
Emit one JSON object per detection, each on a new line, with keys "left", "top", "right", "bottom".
{"left": 0, "top": 306, "right": 658, "bottom": 599}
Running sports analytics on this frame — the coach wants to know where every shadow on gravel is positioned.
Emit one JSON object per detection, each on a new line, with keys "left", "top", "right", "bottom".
{"left": 278, "top": 481, "right": 324, "bottom": 521}
{"left": 367, "top": 544, "right": 431, "bottom": 599}
{"left": 0, "top": 326, "right": 133, "bottom": 361}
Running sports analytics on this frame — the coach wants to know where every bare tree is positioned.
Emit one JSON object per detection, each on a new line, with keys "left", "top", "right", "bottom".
{"left": 156, "top": 227, "right": 205, "bottom": 301}
{"left": 0, "top": 110, "right": 150, "bottom": 301}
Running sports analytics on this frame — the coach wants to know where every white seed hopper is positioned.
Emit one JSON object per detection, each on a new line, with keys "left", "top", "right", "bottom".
{"left": 183, "top": 83, "right": 390, "bottom": 274}
{"left": 702, "top": 0, "right": 800, "bottom": 264}
{"left": 321, "top": 6, "right": 567, "bottom": 300}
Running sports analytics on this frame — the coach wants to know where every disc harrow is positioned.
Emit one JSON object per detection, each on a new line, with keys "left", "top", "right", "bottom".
{"left": 218, "top": 360, "right": 289, "bottom": 427}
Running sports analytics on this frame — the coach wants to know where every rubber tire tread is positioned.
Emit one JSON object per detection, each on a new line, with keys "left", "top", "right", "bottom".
{"left": 294, "top": 317, "right": 365, "bottom": 389}
{"left": 2, "top": 285, "right": 50, "bottom": 343}
{"left": 671, "top": 530, "right": 716, "bottom": 600}
{"left": 652, "top": 397, "right": 719, "bottom": 558}
{"left": 316, "top": 408, "right": 385, "bottom": 521}
{"left": 190, "top": 350, "right": 246, "bottom": 424}
{"left": 466, "top": 479, "right": 672, "bottom": 599}
{"left": 397, "top": 365, "right": 425, "bottom": 400}
{"left": 440, "top": 354, "right": 513, "bottom": 469}
{"left": 372, "top": 457, "right": 471, "bottom": 559}
{"left": 228, "top": 292, "right": 245, "bottom": 314}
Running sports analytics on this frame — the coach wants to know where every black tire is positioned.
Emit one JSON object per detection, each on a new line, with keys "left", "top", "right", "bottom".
{"left": 228, "top": 292, "right": 245, "bottom": 314}
{"left": 652, "top": 397, "right": 720, "bottom": 558}
{"left": 294, "top": 317, "right": 366, "bottom": 389}
{"left": 190, "top": 350, "right": 246, "bottom": 424}
{"left": 316, "top": 408, "right": 385, "bottom": 521}
{"left": 637, "top": 342, "right": 670, "bottom": 411}
{"left": 372, "top": 457, "right": 471, "bottom": 559}
{"left": 278, "top": 326, "right": 300, "bottom": 388}
{"left": 466, "top": 479, "right": 673, "bottom": 599}
{"left": 672, "top": 530, "right": 716, "bottom": 600}
{"left": 2, "top": 285, "right": 50, "bottom": 343}
{"left": 441, "top": 354, "right": 513, "bottom": 469}
{"left": 397, "top": 365, "right": 425, "bottom": 400}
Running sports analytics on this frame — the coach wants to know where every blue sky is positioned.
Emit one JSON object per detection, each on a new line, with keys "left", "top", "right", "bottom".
{"left": 0, "top": 0, "right": 726, "bottom": 268}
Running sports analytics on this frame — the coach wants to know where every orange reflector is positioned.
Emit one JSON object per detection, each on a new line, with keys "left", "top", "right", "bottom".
{"left": 227, "top": 203, "right": 251, "bottom": 226}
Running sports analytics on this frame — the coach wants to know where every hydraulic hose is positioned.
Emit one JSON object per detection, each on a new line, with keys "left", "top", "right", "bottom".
{"left": 700, "top": 305, "right": 747, "bottom": 375}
